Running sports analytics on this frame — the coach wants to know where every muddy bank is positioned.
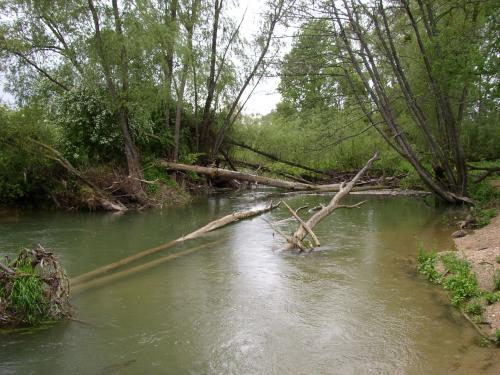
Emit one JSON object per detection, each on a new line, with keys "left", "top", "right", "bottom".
{"left": 454, "top": 214, "right": 500, "bottom": 336}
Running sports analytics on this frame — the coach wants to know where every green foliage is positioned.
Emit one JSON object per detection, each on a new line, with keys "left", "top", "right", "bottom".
{"left": 484, "top": 291, "right": 500, "bottom": 305}
{"left": 51, "top": 87, "right": 123, "bottom": 165}
{"left": 476, "top": 208, "right": 497, "bottom": 227}
{"left": 180, "top": 153, "right": 205, "bottom": 165}
{"left": 469, "top": 180, "right": 500, "bottom": 206}
{"left": 0, "top": 105, "right": 56, "bottom": 204}
{"left": 6, "top": 259, "right": 47, "bottom": 325}
{"left": 440, "top": 253, "right": 479, "bottom": 306}
{"left": 417, "top": 248, "right": 441, "bottom": 284}
{"left": 494, "top": 270, "right": 500, "bottom": 291}
{"left": 465, "top": 298, "right": 483, "bottom": 316}
{"left": 143, "top": 164, "right": 177, "bottom": 194}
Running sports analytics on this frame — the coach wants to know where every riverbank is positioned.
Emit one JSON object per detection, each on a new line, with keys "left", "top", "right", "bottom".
{"left": 453, "top": 214, "right": 500, "bottom": 337}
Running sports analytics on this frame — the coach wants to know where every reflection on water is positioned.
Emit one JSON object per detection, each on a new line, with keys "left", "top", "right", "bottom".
{"left": 0, "top": 194, "right": 498, "bottom": 374}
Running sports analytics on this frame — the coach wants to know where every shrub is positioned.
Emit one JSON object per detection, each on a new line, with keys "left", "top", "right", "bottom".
{"left": 484, "top": 291, "right": 500, "bottom": 304}
{"left": 465, "top": 298, "right": 483, "bottom": 316}
{"left": 0, "top": 105, "right": 56, "bottom": 204}
{"left": 494, "top": 270, "right": 500, "bottom": 291}
{"left": 440, "top": 254, "right": 480, "bottom": 306}
{"left": 417, "top": 249, "right": 441, "bottom": 284}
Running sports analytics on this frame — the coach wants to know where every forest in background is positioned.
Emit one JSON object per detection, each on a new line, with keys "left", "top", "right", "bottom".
{"left": 0, "top": 0, "right": 499, "bottom": 209}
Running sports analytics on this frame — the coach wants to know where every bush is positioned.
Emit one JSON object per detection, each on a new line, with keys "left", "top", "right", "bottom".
{"left": 484, "top": 291, "right": 500, "bottom": 304}
{"left": 417, "top": 248, "right": 441, "bottom": 284}
{"left": 465, "top": 298, "right": 483, "bottom": 316}
{"left": 0, "top": 105, "right": 56, "bottom": 204}
{"left": 51, "top": 87, "right": 123, "bottom": 165}
{"left": 440, "top": 254, "right": 480, "bottom": 306}
{"left": 494, "top": 270, "right": 500, "bottom": 291}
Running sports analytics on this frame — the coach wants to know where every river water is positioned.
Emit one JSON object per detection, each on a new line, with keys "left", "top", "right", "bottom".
{"left": 0, "top": 193, "right": 498, "bottom": 374}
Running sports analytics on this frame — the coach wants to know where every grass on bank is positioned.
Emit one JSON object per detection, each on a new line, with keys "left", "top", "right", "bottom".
{"left": 417, "top": 248, "right": 500, "bottom": 345}
{"left": 0, "top": 259, "right": 48, "bottom": 326}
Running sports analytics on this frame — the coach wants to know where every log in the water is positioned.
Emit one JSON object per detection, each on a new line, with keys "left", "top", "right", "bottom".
{"left": 285, "top": 153, "right": 379, "bottom": 251}
{"left": 71, "top": 202, "right": 280, "bottom": 286}
{"left": 160, "top": 161, "right": 382, "bottom": 192}
{"left": 72, "top": 240, "right": 223, "bottom": 294}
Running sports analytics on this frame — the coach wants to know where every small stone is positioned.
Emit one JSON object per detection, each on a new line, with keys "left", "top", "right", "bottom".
{"left": 451, "top": 230, "right": 467, "bottom": 238}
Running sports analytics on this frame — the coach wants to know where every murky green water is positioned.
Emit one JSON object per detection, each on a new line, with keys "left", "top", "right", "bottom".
{"left": 0, "top": 193, "right": 498, "bottom": 374}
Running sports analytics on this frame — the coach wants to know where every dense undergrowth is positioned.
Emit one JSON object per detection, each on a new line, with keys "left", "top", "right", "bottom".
{"left": 417, "top": 249, "right": 500, "bottom": 345}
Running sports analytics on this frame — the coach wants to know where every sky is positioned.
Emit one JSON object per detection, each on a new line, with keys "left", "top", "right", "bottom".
{"left": 0, "top": 0, "right": 288, "bottom": 115}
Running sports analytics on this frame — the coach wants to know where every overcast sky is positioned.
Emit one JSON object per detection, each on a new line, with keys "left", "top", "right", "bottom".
{"left": 0, "top": 0, "right": 288, "bottom": 115}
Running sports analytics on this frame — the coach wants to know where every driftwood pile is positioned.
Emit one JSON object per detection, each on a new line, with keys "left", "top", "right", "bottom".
{"left": 0, "top": 245, "right": 71, "bottom": 327}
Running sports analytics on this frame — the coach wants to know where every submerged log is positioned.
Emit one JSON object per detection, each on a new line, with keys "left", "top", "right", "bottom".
{"left": 71, "top": 202, "right": 280, "bottom": 286}
{"left": 161, "top": 161, "right": 384, "bottom": 192}
{"left": 284, "top": 153, "right": 379, "bottom": 251}
{"left": 73, "top": 240, "right": 223, "bottom": 294}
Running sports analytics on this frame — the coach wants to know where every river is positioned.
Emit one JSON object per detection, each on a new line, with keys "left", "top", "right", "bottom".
{"left": 0, "top": 193, "right": 498, "bottom": 374}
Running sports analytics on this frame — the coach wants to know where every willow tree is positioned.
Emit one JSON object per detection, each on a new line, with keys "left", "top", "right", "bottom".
{"left": 0, "top": 0, "right": 151, "bottom": 201}
{"left": 325, "top": 0, "right": 495, "bottom": 203}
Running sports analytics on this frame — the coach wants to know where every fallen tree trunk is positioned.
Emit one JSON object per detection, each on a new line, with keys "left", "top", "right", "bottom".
{"left": 71, "top": 201, "right": 280, "bottom": 286}
{"left": 234, "top": 159, "right": 314, "bottom": 184}
{"left": 160, "top": 161, "right": 384, "bottom": 192}
{"left": 284, "top": 153, "right": 379, "bottom": 251}
{"left": 72, "top": 240, "right": 223, "bottom": 294}
{"left": 225, "top": 139, "right": 326, "bottom": 175}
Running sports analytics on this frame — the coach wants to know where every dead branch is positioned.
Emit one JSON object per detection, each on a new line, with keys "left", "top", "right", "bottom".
{"left": 337, "top": 201, "right": 367, "bottom": 209}
{"left": 71, "top": 201, "right": 280, "bottom": 286}
{"left": 0, "top": 262, "right": 14, "bottom": 275}
{"left": 281, "top": 201, "right": 320, "bottom": 247}
{"left": 285, "top": 153, "right": 379, "bottom": 251}
{"left": 262, "top": 218, "right": 306, "bottom": 252}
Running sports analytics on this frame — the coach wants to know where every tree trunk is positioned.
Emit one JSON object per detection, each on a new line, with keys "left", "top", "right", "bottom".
{"left": 71, "top": 201, "right": 280, "bottom": 286}
{"left": 173, "top": 0, "right": 198, "bottom": 162}
{"left": 226, "top": 138, "right": 326, "bottom": 175}
{"left": 213, "top": 0, "right": 285, "bottom": 154}
{"left": 200, "top": 0, "right": 222, "bottom": 153}
{"left": 161, "top": 161, "right": 385, "bottom": 192}
{"left": 163, "top": 0, "right": 178, "bottom": 131}
{"left": 87, "top": 0, "right": 147, "bottom": 203}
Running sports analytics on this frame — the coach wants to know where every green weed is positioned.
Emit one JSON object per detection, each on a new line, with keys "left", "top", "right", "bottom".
{"left": 465, "top": 298, "right": 483, "bottom": 316}
{"left": 4, "top": 259, "right": 48, "bottom": 325}
{"left": 484, "top": 291, "right": 500, "bottom": 304}
{"left": 440, "top": 253, "right": 480, "bottom": 306}
{"left": 417, "top": 249, "right": 441, "bottom": 284}
{"left": 494, "top": 270, "right": 500, "bottom": 291}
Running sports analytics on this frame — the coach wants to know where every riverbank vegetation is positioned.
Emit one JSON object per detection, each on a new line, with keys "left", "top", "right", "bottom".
{"left": 0, "top": 0, "right": 499, "bottom": 210}
{"left": 418, "top": 249, "right": 500, "bottom": 345}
